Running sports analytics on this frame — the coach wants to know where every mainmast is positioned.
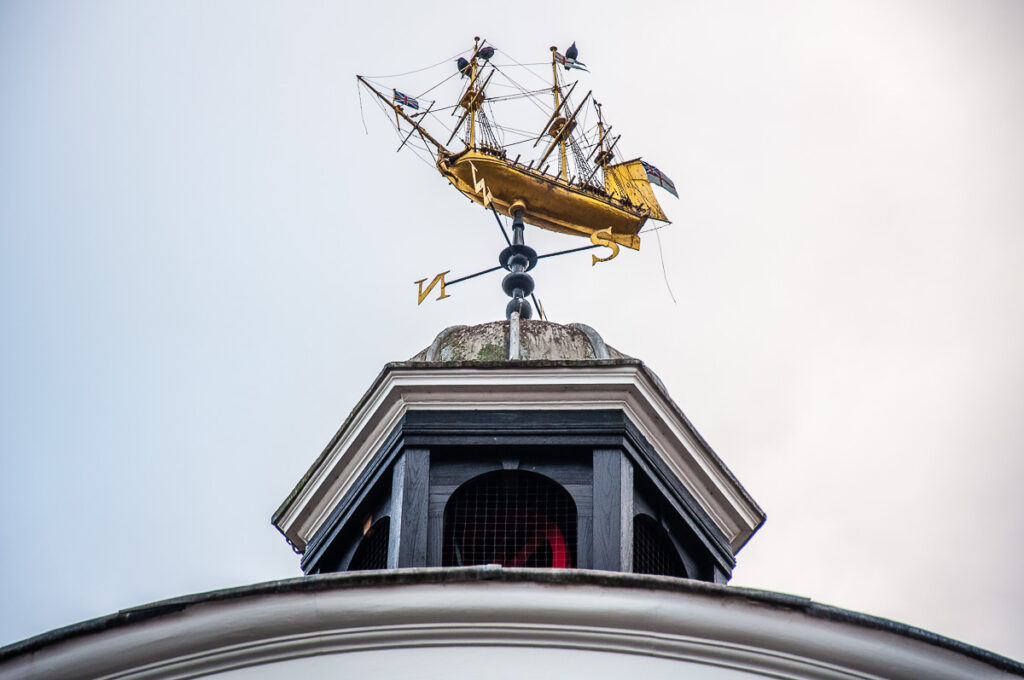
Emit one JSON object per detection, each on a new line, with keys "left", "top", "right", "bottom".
{"left": 550, "top": 47, "right": 569, "bottom": 181}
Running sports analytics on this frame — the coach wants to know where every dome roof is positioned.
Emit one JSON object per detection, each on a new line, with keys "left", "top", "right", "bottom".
{"left": 410, "top": 320, "right": 630, "bottom": 362}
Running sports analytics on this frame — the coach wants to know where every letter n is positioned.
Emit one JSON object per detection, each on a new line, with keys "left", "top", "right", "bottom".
{"left": 415, "top": 270, "right": 452, "bottom": 305}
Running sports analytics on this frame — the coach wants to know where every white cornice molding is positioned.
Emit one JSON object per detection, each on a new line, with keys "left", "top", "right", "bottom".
{"left": 275, "top": 365, "right": 764, "bottom": 553}
{"left": 2, "top": 576, "right": 1009, "bottom": 680}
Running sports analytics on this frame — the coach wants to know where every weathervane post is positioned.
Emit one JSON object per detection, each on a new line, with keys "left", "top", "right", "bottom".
{"left": 500, "top": 203, "right": 536, "bottom": 321}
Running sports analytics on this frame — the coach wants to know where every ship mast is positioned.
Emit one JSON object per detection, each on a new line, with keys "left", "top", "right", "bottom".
{"left": 584, "top": 101, "right": 619, "bottom": 188}
{"left": 550, "top": 47, "right": 569, "bottom": 181}
{"left": 356, "top": 76, "right": 448, "bottom": 154}
{"left": 593, "top": 102, "right": 613, "bottom": 174}
{"left": 452, "top": 38, "right": 493, "bottom": 150}
{"left": 469, "top": 37, "right": 479, "bottom": 148}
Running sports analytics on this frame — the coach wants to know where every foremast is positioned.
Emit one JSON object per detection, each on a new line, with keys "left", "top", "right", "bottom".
{"left": 468, "top": 38, "right": 480, "bottom": 148}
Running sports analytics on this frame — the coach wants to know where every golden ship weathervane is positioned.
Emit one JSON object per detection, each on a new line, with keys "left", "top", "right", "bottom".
{"left": 358, "top": 37, "right": 678, "bottom": 318}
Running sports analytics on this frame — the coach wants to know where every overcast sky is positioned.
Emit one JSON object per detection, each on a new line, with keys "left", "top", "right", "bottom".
{"left": 2, "top": 0, "right": 1022, "bottom": 662}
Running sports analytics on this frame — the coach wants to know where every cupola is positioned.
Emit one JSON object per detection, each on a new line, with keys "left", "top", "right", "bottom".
{"left": 272, "top": 320, "right": 764, "bottom": 582}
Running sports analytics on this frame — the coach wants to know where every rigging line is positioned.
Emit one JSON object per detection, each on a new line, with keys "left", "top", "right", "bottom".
{"left": 503, "top": 136, "right": 548, "bottom": 148}
{"left": 405, "top": 140, "right": 436, "bottom": 168}
{"left": 491, "top": 125, "right": 538, "bottom": 137}
{"left": 638, "top": 221, "right": 672, "bottom": 233}
{"left": 393, "top": 135, "right": 434, "bottom": 168}
{"left": 485, "top": 100, "right": 504, "bottom": 146}
{"left": 424, "top": 105, "right": 455, "bottom": 123}
{"left": 490, "top": 205, "right": 512, "bottom": 246}
{"left": 360, "top": 76, "right": 436, "bottom": 110}
{"left": 489, "top": 62, "right": 550, "bottom": 67}
{"left": 491, "top": 130, "right": 538, "bottom": 142}
{"left": 374, "top": 96, "right": 435, "bottom": 169}
{"left": 485, "top": 90, "right": 552, "bottom": 102}
{"left": 655, "top": 229, "right": 678, "bottom": 304}
{"left": 489, "top": 127, "right": 525, "bottom": 140}
{"left": 489, "top": 120, "right": 541, "bottom": 133}
{"left": 392, "top": 130, "right": 434, "bottom": 167}
{"left": 425, "top": 111, "right": 456, "bottom": 135}
{"left": 485, "top": 82, "right": 549, "bottom": 91}
{"left": 357, "top": 80, "right": 369, "bottom": 135}
{"left": 422, "top": 102, "right": 461, "bottom": 115}
{"left": 489, "top": 131, "right": 534, "bottom": 143}
{"left": 489, "top": 63, "right": 550, "bottom": 116}
{"left": 398, "top": 100, "right": 435, "bottom": 152}
{"left": 569, "top": 136, "right": 592, "bottom": 182}
{"left": 477, "top": 108, "right": 500, "bottom": 147}
{"left": 423, "top": 102, "right": 457, "bottom": 124}
{"left": 484, "top": 85, "right": 551, "bottom": 95}
{"left": 363, "top": 50, "right": 469, "bottom": 79}
{"left": 414, "top": 68, "right": 461, "bottom": 100}
{"left": 499, "top": 50, "right": 551, "bottom": 87}
{"left": 501, "top": 62, "right": 552, "bottom": 100}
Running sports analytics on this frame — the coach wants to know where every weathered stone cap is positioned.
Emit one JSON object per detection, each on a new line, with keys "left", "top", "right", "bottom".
{"left": 410, "top": 320, "right": 631, "bottom": 362}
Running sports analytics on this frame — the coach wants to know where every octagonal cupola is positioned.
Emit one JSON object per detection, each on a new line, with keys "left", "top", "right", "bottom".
{"left": 273, "top": 319, "right": 764, "bottom": 582}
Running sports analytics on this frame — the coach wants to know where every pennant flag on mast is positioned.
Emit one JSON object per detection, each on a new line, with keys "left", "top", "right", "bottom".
{"left": 393, "top": 89, "right": 420, "bottom": 110}
{"left": 555, "top": 52, "right": 588, "bottom": 71}
{"left": 555, "top": 42, "right": 588, "bottom": 71}
{"left": 641, "top": 161, "right": 678, "bottom": 198}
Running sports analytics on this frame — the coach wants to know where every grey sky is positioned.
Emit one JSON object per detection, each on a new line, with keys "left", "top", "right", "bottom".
{"left": 1, "top": 0, "right": 1022, "bottom": 661}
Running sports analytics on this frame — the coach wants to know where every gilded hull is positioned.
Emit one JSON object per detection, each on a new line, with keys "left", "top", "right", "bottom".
{"left": 438, "top": 149, "right": 646, "bottom": 250}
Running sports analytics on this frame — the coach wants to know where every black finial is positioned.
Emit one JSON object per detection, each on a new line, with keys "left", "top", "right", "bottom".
{"left": 500, "top": 208, "right": 536, "bottom": 320}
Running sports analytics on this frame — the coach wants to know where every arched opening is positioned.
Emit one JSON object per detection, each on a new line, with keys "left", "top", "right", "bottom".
{"left": 443, "top": 471, "right": 577, "bottom": 568}
{"left": 348, "top": 516, "right": 390, "bottom": 571}
{"left": 633, "top": 514, "right": 687, "bottom": 578}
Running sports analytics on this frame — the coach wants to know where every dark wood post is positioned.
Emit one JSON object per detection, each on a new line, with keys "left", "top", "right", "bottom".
{"left": 388, "top": 448, "right": 429, "bottom": 568}
{"left": 592, "top": 448, "right": 633, "bottom": 572}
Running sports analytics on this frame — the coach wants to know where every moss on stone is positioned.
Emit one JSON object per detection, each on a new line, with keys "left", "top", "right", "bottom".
{"left": 476, "top": 342, "right": 505, "bottom": 362}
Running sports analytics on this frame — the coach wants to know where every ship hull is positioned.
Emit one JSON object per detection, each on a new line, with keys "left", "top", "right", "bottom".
{"left": 438, "top": 150, "right": 645, "bottom": 250}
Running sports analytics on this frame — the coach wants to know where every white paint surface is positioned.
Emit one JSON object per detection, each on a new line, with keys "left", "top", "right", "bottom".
{"left": 0, "top": 576, "right": 1011, "bottom": 679}
{"left": 206, "top": 647, "right": 755, "bottom": 680}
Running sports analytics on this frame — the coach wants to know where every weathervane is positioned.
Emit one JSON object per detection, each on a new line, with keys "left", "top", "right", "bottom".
{"left": 358, "top": 37, "right": 679, "bottom": 318}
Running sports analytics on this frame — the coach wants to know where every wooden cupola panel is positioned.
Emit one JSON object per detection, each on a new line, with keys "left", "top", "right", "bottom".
{"left": 272, "top": 321, "right": 764, "bottom": 583}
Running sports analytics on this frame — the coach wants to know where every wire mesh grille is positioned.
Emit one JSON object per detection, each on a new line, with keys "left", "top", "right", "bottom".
{"left": 633, "top": 514, "right": 686, "bottom": 578}
{"left": 348, "top": 516, "right": 390, "bottom": 571}
{"left": 443, "top": 471, "right": 577, "bottom": 568}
